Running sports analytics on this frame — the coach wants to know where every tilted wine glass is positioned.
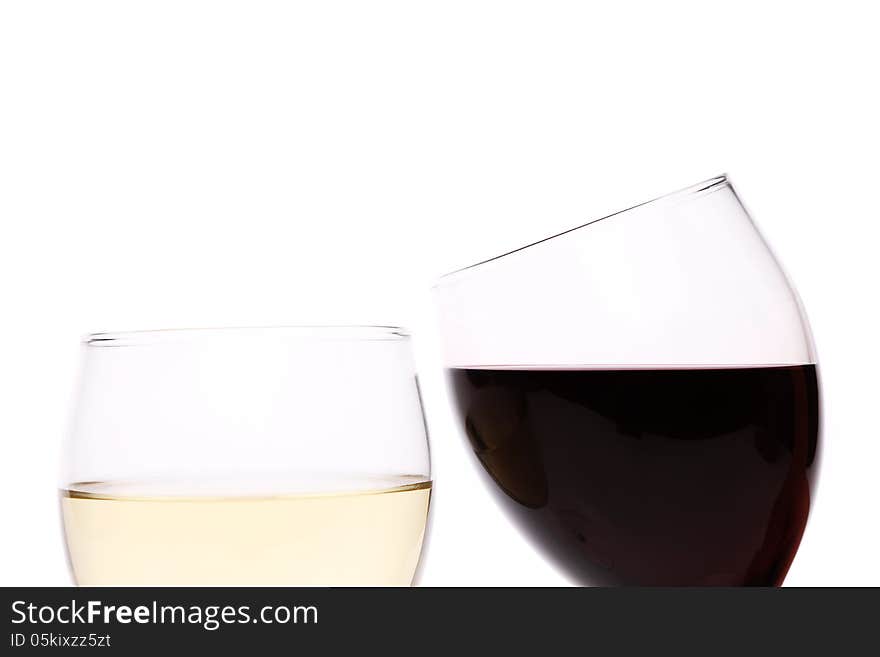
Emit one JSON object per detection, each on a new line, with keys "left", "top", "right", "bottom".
{"left": 436, "top": 175, "right": 820, "bottom": 586}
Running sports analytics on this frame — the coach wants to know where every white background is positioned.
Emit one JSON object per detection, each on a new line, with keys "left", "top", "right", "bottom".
{"left": 1, "top": 1, "right": 877, "bottom": 586}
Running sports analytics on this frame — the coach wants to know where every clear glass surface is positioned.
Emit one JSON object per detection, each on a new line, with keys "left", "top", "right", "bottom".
{"left": 437, "top": 175, "right": 821, "bottom": 586}
{"left": 61, "top": 326, "right": 432, "bottom": 586}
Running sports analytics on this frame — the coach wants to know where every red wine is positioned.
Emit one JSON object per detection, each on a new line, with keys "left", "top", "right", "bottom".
{"left": 448, "top": 365, "right": 820, "bottom": 586}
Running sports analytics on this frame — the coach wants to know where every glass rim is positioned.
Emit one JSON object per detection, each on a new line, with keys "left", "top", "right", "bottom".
{"left": 437, "top": 173, "right": 730, "bottom": 282}
{"left": 83, "top": 325, "right": 411, "bottom": 347}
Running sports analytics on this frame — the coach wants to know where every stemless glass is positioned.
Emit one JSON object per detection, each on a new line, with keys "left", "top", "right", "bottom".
{"left": 61, "top": 326, "right": 432, "bottom": 586}
{"left": 436, "top": 175, "right": 820, "bottom": 586}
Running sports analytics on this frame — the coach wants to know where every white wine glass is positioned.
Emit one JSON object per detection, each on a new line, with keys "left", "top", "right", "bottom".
{"left": 61, "top": 326, "right": 432, "bottom": 586}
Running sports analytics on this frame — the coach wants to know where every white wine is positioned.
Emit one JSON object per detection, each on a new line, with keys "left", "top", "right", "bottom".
{"left": 61, "top": 476, "right": 432, "bottom": 586}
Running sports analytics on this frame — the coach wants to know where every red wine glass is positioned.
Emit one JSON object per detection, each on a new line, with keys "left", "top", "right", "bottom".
{"left": 436, "top": 175, "right": 820, "bottom": 586}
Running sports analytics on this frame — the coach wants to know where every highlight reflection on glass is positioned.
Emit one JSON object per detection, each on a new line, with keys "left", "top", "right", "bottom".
{"left": 437, "top": 176, "right": 820, "bottom": 586}
{"left": 61, "top": 326, "right": 432, "bottom": 586}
